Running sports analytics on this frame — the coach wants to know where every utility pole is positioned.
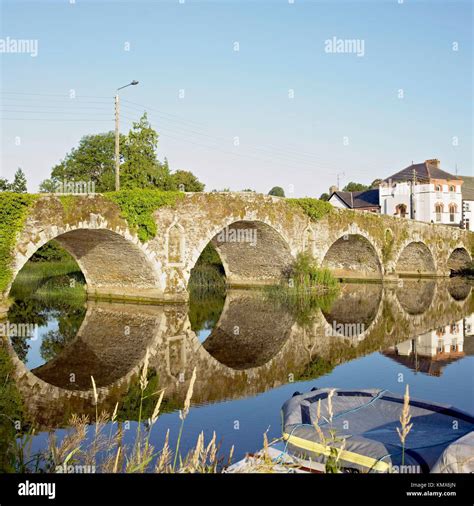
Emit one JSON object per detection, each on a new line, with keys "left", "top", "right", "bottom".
{"left": 114, "top": 93, "right": 120, "bottom": 191}
{"left": 114, "top": 80, "right": 139, "bottom": 191}
{"left": 410, "top": 167, "right": 416, "bottom": 220}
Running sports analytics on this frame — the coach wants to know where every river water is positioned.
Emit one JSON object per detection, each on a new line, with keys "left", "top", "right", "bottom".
{"left": 5, "top": 278, "right": 474, "bottom": 465}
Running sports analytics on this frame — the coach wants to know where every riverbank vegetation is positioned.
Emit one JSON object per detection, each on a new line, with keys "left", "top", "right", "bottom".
{"left": 264, "top": 252, "right": 339, "bottom": 325}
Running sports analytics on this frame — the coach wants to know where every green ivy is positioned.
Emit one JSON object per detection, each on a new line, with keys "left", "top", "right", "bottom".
{"left": 287, "top": 198, "right": 332, "bottom": 221}
{"left": 104, "top": 189, "right": 184, "bottom": 242}
{"left": 0, "top": 193, "right": 38, "bottom": 295}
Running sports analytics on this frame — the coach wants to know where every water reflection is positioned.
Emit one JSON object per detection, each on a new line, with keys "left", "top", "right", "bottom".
{"left": 5, "top": 278, "right": 473, "bottom": 430}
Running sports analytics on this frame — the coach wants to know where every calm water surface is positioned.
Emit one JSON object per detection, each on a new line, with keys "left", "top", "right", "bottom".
{"left": 6, "top": 278, "right": 474, "bottom": 462}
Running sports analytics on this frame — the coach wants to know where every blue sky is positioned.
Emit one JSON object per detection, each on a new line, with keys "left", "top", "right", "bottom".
{"left": 0, "top": 0, "right": 472, "bottom": 195}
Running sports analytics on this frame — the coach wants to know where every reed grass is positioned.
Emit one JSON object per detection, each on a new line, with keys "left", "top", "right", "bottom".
{"left": 396, "top": 384, "right": 413, "bottom": 466}
{"left": 15, "top": 359, "right": 227, "bottom": 474}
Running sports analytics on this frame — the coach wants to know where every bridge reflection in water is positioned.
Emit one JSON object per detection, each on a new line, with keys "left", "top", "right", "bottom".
{"left": 6, "top": 279, "right": 473, "bottom": 431}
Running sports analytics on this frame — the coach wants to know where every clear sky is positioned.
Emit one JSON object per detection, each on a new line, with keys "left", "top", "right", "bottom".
{"left": 0, "top": 0, "right": 472, "bottom": 195}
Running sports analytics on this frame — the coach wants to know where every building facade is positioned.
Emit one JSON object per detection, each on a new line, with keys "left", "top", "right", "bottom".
{"left": 460, "top": 175, "right": 474, "bottom": 231}
{"left": 379, "top": 159, "right": 463, "bottom": 225}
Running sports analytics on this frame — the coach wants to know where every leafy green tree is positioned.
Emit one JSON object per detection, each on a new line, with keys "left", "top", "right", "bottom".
{"left": 39, "top": 178, "right": 59, "bottom": 193}
{"left": 51, "top": 131, "right": 125, "bottom": 192}
{"left": 342, "top": 182, "right": 368, "bottom": 192}
{"left": 268, "top": 186, "right": 285, "bottom": 197}
{"left": 172, "top": 170, "right": 205, "bottom": 192}
{"left": 370, "top": 179, "right": 382, "bottom": 189}
{"left": 319, "top": 192, "right": 330, "bottom": 201}
{"left": 9, "top": 168, "right": 27, "bottom": 193}
{"left": 0, "top": 178, "right": 10, "bottom": 191}
{"left": 121, "top": 113, "right": 174, "bottom": 190}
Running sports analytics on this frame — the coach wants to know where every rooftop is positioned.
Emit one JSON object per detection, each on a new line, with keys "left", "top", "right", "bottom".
{"left": 384, "top": 159, "right": 460, "bottom": 184}
{"left": 330, "top": 189, "right": 380, "bottom": 209}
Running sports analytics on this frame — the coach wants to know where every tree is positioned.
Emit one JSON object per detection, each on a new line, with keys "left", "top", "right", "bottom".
{"left": 241, "top": 188, "right": 255, "bottom": 192}
{"left": 172, "top": 170, "right": 205, "bottom": 192}
{"left": 10, "top": 168, "right": 27, "bottom": 193}
{"left": 319, "top": 192, "right": 330, "bottom": 201}
{"left": 121, "top": 113, "right": 174, "bottom": 190}
{"left": 342, "top": 182, "right": 368, "bottom": 192}
{"left": 268, "top": 186, "right": 285, "bottom": 197}
{"left": 0, "top": 178, "right": 10, "bottom": 191}
{"left": 39, "top": 178, "right": 59, "bottom": 193}
{"left": 370, "top": 178, "right": 382, "bottom": 189}
{"left": 51, "top": 131, "right": 125, "bottom": 192}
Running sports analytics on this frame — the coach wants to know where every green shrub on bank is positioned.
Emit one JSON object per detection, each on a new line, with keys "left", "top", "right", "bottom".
{"left": 287, "top": 198, "right": 332, "bottom": 221}
{"left": 288, "top": 252, "right": 338, "bottom": 291}
{"left": 104, "top": 189, "right": 183, "bottom": 242}
{"left": 0, "top": 193, "right": 38, "bottom": 294}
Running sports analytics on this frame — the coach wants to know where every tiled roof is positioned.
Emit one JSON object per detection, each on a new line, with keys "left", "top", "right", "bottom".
{"left": 460, "top": 175, "right": 474, "bottom": 201}
{"left": 331, "top": 189, "right": 380, "bottom": 209}
{"left": 384, "top": 161, "right": 460, "bottom": 184}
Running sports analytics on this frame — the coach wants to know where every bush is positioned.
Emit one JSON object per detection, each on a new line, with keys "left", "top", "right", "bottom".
{"left": 0, "top": 193, "right": 38, "bottom": 294}
{"left": 287, "top": 198, "right": 332, "bottom": 221}
{"left": 104, "top": 189, "right": 183, "bottom": 242}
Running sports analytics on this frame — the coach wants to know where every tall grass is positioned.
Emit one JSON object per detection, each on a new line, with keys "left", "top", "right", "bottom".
{"left": 14, "top": 359, "right": 232, "bottom": 473}
{"left": 10, "top": 259, "right": 86, "bottom": 304}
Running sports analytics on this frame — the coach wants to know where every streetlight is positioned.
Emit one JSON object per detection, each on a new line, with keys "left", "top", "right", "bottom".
{"left": 115, "top": 80, "right": 139, "bottom": 191}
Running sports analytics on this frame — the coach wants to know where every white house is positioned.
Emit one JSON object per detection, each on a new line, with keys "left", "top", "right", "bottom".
{"left": 384, "top": 318, "right": 466, "bottom": 376}
{"left": 460, "top": 175, "right": 474, "bottom": 231}
{"left": 379, "top": 159, "right": 463, "bottom": 226}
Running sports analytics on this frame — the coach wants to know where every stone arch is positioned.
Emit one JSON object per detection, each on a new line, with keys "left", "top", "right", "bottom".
{"left": 395, "top": 241, "right": 436, "bottom": 275}
{"left": 395, "top": 280, "right": 436, "bottom": 315}
{"left": 447, "top": 247, "right": 471, "bottom": 273}
{"left": 9, "top": 223, "right": 162, "bottom": 301}
{"left": 321, "top": 284, "right": 383, "bottom": 342}
{"left": 189, "top": 219, "right": 294, "bottom": 287}
{"left": 447, "top": 278, "right": 472, "bottom": 301}
{"left": 322, "top": 233, "right": 382, "bottom": 279}
{"left": 6, "top": 302, "right": 167, "bottom": 429}
{"left": 201, "top": 291, "right": 295, "bottom": 369}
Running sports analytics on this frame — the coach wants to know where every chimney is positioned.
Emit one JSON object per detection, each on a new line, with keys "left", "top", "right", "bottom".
{"left": 329, "top": 185, "right": 338, "bottom": 195}
{"left": 425, "top": 159, "right": 440, "bottom": 169}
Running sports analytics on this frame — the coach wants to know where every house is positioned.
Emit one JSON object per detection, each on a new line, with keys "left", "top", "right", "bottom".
{"left": 379, "top": 159, "right": 463, "bottom": 225}
{"left": 383, "top": 318, "right": 467, "bottom": 377}
{"left": 459, "top": 175, "right": 474, "bottom": 231}
{"left": 328, "top": 188, "right": 380, "bottom": 213}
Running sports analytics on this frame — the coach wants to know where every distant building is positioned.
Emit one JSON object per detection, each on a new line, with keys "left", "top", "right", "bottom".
{"left": 459, "top": 175, "right": 474, "bottom": 231}
{"left": 379, "top": 159, "right": 463, "bottom": 225}
{"left": 383, "top": 318, "right": 467, "bottom": 377}
{"left": 328, "top": 188, "right": 380, "bottom": 213}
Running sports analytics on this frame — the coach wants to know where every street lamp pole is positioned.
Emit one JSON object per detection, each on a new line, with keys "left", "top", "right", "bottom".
{"left": 114, "top": 80, "right": 139, "bottom": 191}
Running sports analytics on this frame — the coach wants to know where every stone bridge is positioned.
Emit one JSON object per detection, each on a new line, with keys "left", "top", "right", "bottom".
{"left": 6, "top": 279, "right": 473, "bottom": 430}
{"left": 1, "top": 192, "right": 473, "bottom": 306}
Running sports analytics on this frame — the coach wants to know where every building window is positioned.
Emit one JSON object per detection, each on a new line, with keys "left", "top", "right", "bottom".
{"left": 435, "top": 203, "right": 443, "bottom": 222}
{"left": 449, "top": 185, "right": 455, "bottom": 192}
{"left": 395, "top": 203, "right": 407, "bottom": 218}
{"left": 449, "top": 203, "right": 457, "bottom": 223}
{"left": 435, "top": 184, "right": 442, "bottom": 192}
